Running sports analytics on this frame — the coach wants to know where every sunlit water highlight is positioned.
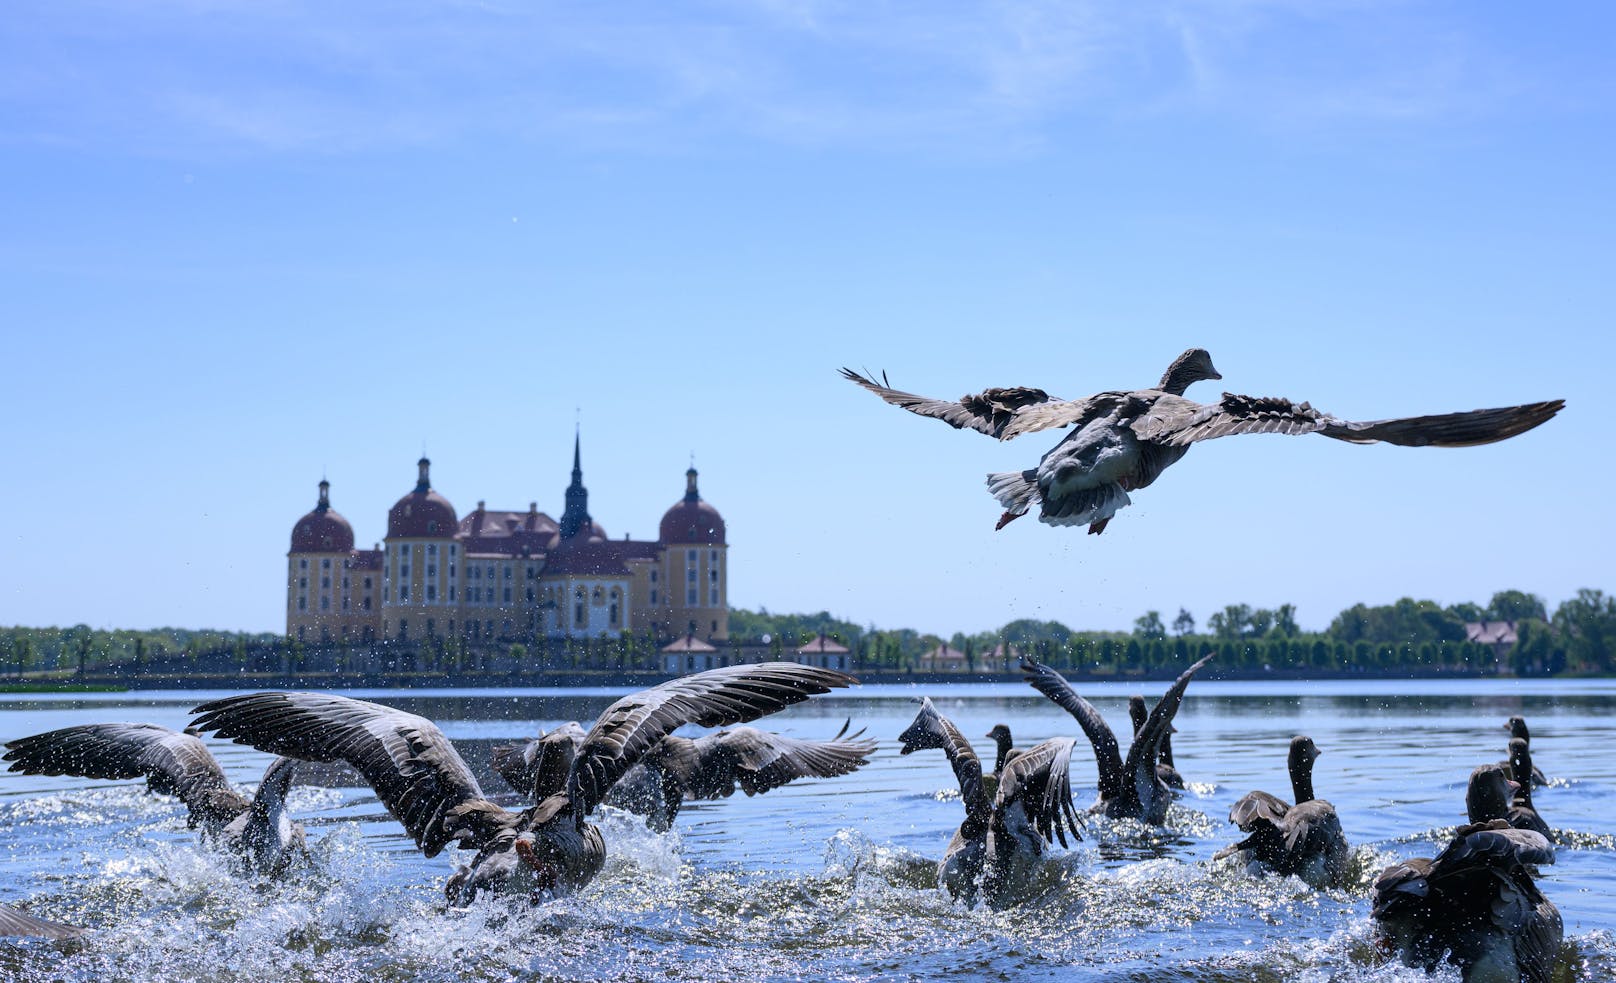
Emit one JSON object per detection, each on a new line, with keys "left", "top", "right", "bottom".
{"left": 1, "top": 679, "right": 1613, "bottom": 981}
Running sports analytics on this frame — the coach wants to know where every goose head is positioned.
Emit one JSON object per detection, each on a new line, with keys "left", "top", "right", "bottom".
{"left": 1504, "top": 716, "right": 1531, "bottom": 742}
{"left": 1465, "top": 764, "right": 1519, "bottom": 823}
{"left": 985, "top": 723, "right": 1013, "bottom": 746}
{"left": 1507, "top": 737, "right": 1534, "bottom": 788}
{"left": 1157, "top": 348, "right": 1222, "bottom": 396}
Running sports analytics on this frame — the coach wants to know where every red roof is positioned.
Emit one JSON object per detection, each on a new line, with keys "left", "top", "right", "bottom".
{"left": 543, "top": 536, "right": 630, "bottom": 576}
{"left": 387, "top": 459, "right": 457, "bottom": 538}
{"left": 798, "top": 633, "right": 849, "bottom": 655}
{"left": 659, "top": 468, "right": 725, "bottom": 544}
{"left": 291, "top": 508, "right": 354, "bottom": 553}
{"left": 459, "top": 504, "right": 559, "bottom": 556}
{"left": 662, "top": 634, "right": 718, "bottom": 653}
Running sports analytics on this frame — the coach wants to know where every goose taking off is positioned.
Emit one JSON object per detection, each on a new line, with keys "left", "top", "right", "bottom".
{"left": 1216, "top": 736, "right": 1350, "bottom": 890}
{"left": 190, "top": 663, "right": 857, "bottom": 903}
{"left": 496, "top": 720, "right": 877, "bottom": 833}
{"left": 1373, "top": 819, "right": 1561, "bottom": 983}
{"left": 3, "top": 722, "right": 305, "bottom": 875}
{"left": 1128, "top": 695, "right": 1185, "bottom": 790}
{"left": 1022, "top": 655, "right": 1213, "bottom": 824}
{"left": 899, "top": 698, "right": 1080, "bottom": 908}
{"left": 840, "top": 350, "right": 1563, "bottom": 533}
{"left": 1499, "top": 716, "right": 1550, "bottom": 787}
{"left": 0, "top": 903, "right": 82, "bottom": 940}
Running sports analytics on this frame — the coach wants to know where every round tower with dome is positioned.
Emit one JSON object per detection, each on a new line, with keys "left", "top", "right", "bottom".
{"left": 381, "top": 458, "right": 460, "bottom": 643}
{"left": 650, "top": 466, "right": 728, "bottom": 640}
{"left": 286, "top": 479, "right": 369, "bottom": 644}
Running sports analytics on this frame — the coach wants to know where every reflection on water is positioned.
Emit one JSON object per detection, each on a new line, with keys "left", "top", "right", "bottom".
{"left": 0, "top": 679, "right": 1612, "bottom": 981}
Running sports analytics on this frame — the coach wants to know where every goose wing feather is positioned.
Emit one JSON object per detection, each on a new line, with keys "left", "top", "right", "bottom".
{"left": 693, "top": 723, "right": 878, "bottom": 799}
{"left": 190, "top": 692, "right": 509, "bottom": 856}
{"left": 567, "top": 662, "right": 858, "bottom": 815}
{"left": 0, "top": 903, "right": 83, "bottom": 940}
{"left": 1121, "top": 654, "right": 1214, "bottom": 794}
{"left": 3, "top": 722, "right": 245, "bottom": 829}
{"left": 1020, "top": 659, "right": 1124, "bottom": 797}
{"left": 995, "top": 736, "right": 1082, "bottom": 847}
{"left": 840, "top": 367, "right": 1111, "bottom": 441}
{"left": 1135, "top": 393, "right": 1563, "bottom": 449}
{"left": 1229, "top": 789, "right": 1291, "bottom": 831}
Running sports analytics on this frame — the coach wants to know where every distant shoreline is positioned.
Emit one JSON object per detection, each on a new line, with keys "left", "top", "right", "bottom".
{"left": 3, "top": 666, "right": 1598, "bottom": 694}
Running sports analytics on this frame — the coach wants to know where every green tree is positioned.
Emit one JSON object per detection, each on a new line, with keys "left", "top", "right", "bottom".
{"left": 1488, "top": 590, "right": 1548, "bottom": 623}
{"left": 1172, "top": 608, "right": 1195, "bottom": 636}
{"left": 1133, "top": 611, "right": 1166, "bottom": 640}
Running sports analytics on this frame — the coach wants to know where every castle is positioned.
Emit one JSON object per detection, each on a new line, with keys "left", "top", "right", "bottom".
{"left": 286, "top": 438, "right": 728, "bottom": 646}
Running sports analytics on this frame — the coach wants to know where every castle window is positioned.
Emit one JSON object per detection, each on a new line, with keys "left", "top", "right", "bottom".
{"left": 427, "top": 544, "right": 437, "bottom": 556}
{"left": 503, "top": 587, "right": 512, "bottom": 604}
{"left": 321, "top": 576, "right": 331, "bottom": 589}
{"left": 449, "top": 545, "right": 456, "bottom": 557}
{"left": 398, "top": 619, "right": 408, "bottom": 639}
{"left": 592, "top": 587, "right": 603, "bottom": 603}
{"left": 426, "top": 618, "right": 435, "bottom": 636}
{"left": 363, "top": 597, "right": 372, "bottom": 611}
{"left": 297, "top": 597, "right": 307, "bottom": 611}
{"left": 427, "top": 564, "right": 436, "bottom": 578}
{"left": 320, "top": 596, "right": 330, "bottom": 611}
{"left": 449, "top": 586, "right": 457, "bottom": 601}
{"left": 709, "top": 569, "right": 717, "bottom": 583}
{"left": 449, "top": 563, "right": 455, "bottom": 578}
{"left": 687, "top": 588, "right": 697, "bottom": 605}
{"left": 610, "top": 602, "right": 619, "bottom": 626}
{"left": 710, "top": 550, "right": 718, "bottom": 563}
{"left": 651, "top": 589, "right": 658, "bottom": 605}
{"left": 712, "top": 620, "right": 718, "bottom": 632}
{"left": 687, "top": 549, "right": 697, "bottom": 563}
{"left": 710, "top": 587, "right": 718, "bottom": 606}
{"left": 526, "top": 566, "right": 536, "bottom": 579}
{"left": 299, "top": 577, "right": 308, "bottom": 589}
{"left": 503, "top": 567, "right": 512, "bottom": 580}
{"left": 341, "top": 597, "right": 350, "bottom": 611}
{"left": 687, "top": 568, "right": 697, "bottom": 584}
{"left": 427, "top": 521, "right": 438, "bottom": 533}
{"left": 299, "top": 559, "right": 308, "bottom": 570}
{"left": 401, "top": 565, "right": 410, "bottom": 580}
{"left": 467, "top": 619, "right": 478, "bottom": 637}
{"left": 501, "top": 618, "right": 512, "bottom": 635}
{"left": 426, "top": 585, "right": 437, "bottom": 601}
{"left": 364, "top": 576, "right": 372, "bottom": 589}
{"left": 486, "top": 565, "right": 495, "bottom": 580}
{"left": 574, "top": 602, "right": 585, "bottom": 624}
{"left": 322, "top": 558, "right": 332, "bottom": 569}
{"left": 650, "top": 569, "right": 657, "bottom": 583}
{"left": 342, "top": 577, "right": 350, "bottom": 589}
{"left": 526, "top": 587, "right": 535, "bottom": 602}
{"left": 400, "top": 585, "right": 410, "bottom": 602}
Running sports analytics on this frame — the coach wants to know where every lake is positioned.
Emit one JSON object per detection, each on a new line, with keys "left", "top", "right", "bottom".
{"left": 2, "top": 677, "right": 1613, "bottom": 981}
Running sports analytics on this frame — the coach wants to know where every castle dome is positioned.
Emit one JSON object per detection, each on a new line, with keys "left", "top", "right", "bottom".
{"left": 290, "top": 479, "right": 355, "bottom": 553}
{"left": 387, "top": 458, "right": 459, "bottom": 539}
{"left": 659, "top": 467, "right": 725, "bottom": 545}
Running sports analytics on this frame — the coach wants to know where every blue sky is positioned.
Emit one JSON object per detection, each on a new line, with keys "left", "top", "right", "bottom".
{"left": 0, "top": 1, "right": 1607, "bottom": 636}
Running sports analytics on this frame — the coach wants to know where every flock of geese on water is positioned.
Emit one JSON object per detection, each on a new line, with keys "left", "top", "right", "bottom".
{"left": 0, "top": 351, "right": 1572, "bottom": 981}
{"left": 0, "top": 658, "right": 1572, "bottom": 983}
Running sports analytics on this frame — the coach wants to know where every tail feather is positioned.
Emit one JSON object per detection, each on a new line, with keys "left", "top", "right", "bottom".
{"left": 987, "top": 470, "right": 1038, "bottom": 529}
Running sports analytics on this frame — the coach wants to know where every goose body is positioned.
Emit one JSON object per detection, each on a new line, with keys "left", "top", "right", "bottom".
{"left": 1022, "top": 655, "right": 1213, "bottom": 824}
{"left": 496, "top": 720, "right": 876, "bottom": 832}
{"left": 1373, "top": 819, "right": 1560, "bottom": 983}
{"left": 3, "top": 722, "right": 305, "bottom": 875}
{"left": 189, "top": 663, "right": 857, "bottom": 902}
{"left": 1217, "top": 736, "right": 1350, "bottom": 889}
{"left": 898, "top": 699, "right": 1079, "bottom": 908}
{"left": 842, "top": 350, "right": 1562, "bottom": 533}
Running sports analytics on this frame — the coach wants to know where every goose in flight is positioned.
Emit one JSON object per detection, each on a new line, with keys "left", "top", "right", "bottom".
{"left": 1022, "top": 654, "right": 1213, "bottom": 824}
{"left": 841, "top": 350, "right": 1563, "bottom": 533}
{"left": 898, "top": 698, "right": 1080, "bottom": 908}
{"left": 1216, "top": 735, "right": 1350, "bottom": 889}
{"left": 0, "top": 903, "right": 82, "bottom": 940}
{"left": 1373, "top": 819, "right": 1560, "bottom": 983}
{"left": 494, "top": 720, "right": 876, "bottom": 833}
{"left": 3, "top": 722, "right": 305, "bottom": 875}
{"left": 189, "top": 663, "right": 856, "bottom": 902}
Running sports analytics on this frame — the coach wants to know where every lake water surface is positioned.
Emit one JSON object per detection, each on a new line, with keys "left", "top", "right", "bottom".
{"left": 2, "top": 678, "right": 1613, "bottom": 981}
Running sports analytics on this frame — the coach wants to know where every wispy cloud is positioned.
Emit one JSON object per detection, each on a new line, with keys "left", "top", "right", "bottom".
{"left": 0, "top": 0, "right": 1561, "bottom": 157}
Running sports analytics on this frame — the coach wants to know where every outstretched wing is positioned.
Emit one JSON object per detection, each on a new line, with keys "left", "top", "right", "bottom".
{"left": 1134, "top": 393, "right": 1563, "bottom": 448}
{"left": 568, "top": 662, "right": 858, "bottom": 815}
{"left": 840, "top": 367, "right": 1096, "bottom": 440}
{"left": 0, "top": 902, "right": 82, "bottom": 940}
{"left": 1122, "top": 654, "right": 1215, "bottom": 802}
{"left": 688, "top": 721, "right": 877, "bottom": 799}
{"left": 3, "top": 722, "right": 246, "bottom": 830}
{"left": 1021, "top": 660, "right": 1124, "bottom": 800}
{"left": 995, "top": 736, "right": 1082, "bottom": 848}
{"left": 1229, "top": 789, "right": 1291, "bottom": 831}
{"left": 190, "top": 692, "right": 512, "bottom": 856}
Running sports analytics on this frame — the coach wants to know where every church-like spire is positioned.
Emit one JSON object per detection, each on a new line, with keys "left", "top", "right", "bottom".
{"left": 415, "top": 457, "right": 432, "bottom": 493}
{"left": 558, "top": 430, "right": 592, "bottom": 539}
{"left": 316, "top": 478, "right": 331, "bottom": 513}
{"left": 684, "top": 466, "right": 700, "bottom": 503}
